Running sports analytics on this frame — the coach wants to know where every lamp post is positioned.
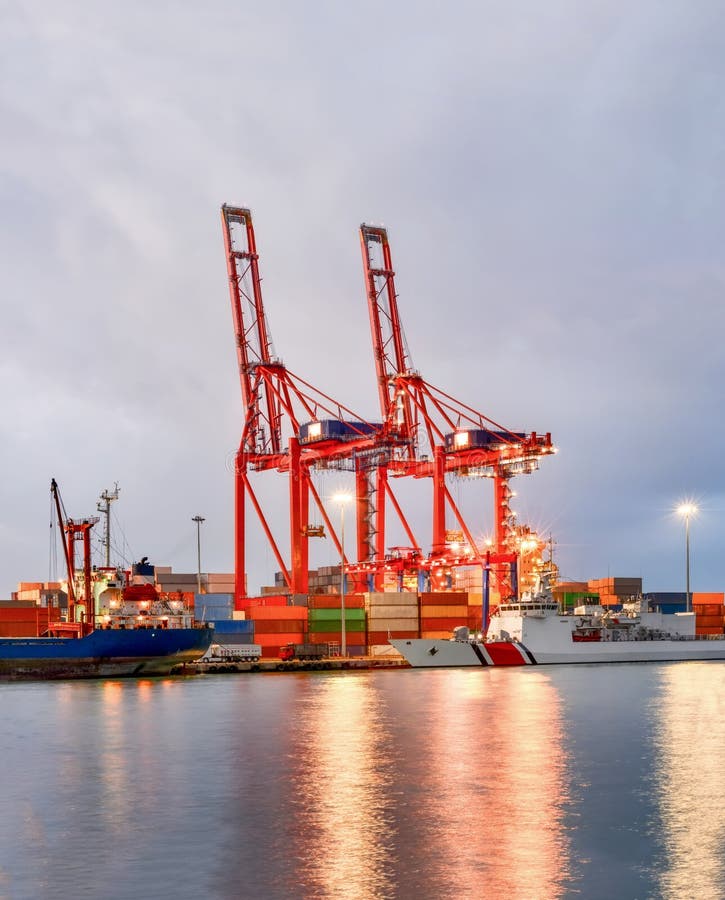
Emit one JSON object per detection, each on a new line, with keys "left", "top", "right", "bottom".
{"left": 676, "top": 503, "right": 697, "bottom": 613}
{"left": 192, "top": 515, "right": 205, "bottom": 595}
{"left": 333, "top": 492, "right": 352, "bottom": 657}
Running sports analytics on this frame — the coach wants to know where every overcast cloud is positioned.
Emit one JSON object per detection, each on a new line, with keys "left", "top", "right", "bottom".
{"left": 2, "top": 0, "right": 725, "bottom": 596}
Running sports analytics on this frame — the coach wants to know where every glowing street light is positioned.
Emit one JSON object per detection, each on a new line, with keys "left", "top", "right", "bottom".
{"left": 332, "top": 492, "right": 352, "bottom": 657}
{"left": 676, "top": 503, "right": 697, "bottom": 613}
{"left": 192, "top": 515, "right": 205, "bottom": 595}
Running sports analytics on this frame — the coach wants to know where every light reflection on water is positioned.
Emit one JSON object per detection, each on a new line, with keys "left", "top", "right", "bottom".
{"left": 1, "top": 665, "right": 725, "bottom": 899}
{"left": 654, "top": 664, "right": 725, "bottom": 900}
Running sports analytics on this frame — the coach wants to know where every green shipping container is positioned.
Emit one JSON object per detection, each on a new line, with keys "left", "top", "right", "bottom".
{"left": 308, "top": 619, "right": 366, "bottom": 633}
{"left": 308, "top": 608, "right": 366, "bottom": 622}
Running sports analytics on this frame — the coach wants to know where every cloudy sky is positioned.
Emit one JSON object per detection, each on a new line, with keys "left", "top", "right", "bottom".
{"left": 2, "top": 0, "right": 725, "bottom": 597}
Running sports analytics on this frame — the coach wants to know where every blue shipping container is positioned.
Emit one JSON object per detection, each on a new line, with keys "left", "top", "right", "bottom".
{"left": 298, "top": 419, "right": 382, "bottom": 444}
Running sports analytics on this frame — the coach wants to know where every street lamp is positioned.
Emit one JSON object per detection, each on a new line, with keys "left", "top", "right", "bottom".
{"left": 332, "top": 492, "right": 352, "bottom": 657}
{"left": 676, "top": 503, "right": 697, "bottom": 613}
{"left": 192, "top": 515, "right": 205, "bottom": 595}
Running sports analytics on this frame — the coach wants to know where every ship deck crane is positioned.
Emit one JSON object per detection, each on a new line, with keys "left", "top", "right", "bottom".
{"left": 50, "top": 478, "right": 99, "bottom": 634}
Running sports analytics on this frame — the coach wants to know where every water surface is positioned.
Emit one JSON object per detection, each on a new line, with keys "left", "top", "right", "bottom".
{"left": 1, "top": 663, "right": 724, "bottom": 899}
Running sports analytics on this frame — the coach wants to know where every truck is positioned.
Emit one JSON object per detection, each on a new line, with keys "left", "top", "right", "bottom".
{"left": 278, "top": 642, "right": 329, "bottom": 662}
{"left": 199, "top": 643, "right": 261, "bottom": 662}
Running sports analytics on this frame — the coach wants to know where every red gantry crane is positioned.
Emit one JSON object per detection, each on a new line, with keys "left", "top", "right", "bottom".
{"left": 358, "top": 224, "right": 556, "bottom": 615}
{"left": 221, "top": 205, "right": 407, "bottom": 607}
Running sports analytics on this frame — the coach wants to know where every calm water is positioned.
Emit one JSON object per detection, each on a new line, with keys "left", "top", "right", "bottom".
{"left": 1, "top": 664, "right": 724, "bottom": 900}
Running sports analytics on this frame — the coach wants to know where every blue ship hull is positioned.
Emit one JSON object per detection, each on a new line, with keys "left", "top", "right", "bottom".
{"left": 0, "top": 627, "right": 214, "bottom": 680}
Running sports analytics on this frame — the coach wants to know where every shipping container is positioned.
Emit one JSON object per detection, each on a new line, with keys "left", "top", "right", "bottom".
{"left": 420, "top": 593, "right": 473, "bottom": 607}
{"left": 248, "top": 605, "right": 307, "bottom": 621}
{"left": 417, "top": 605, "right": 469, "bottom": 618}
{"left": 443, "top": 429, "right": 526, "bottom": 451}
{"left": 367, "top": 618, "right": 420, "bottom": 632}
{"left": 253, "top": 620, "right": 309, "bottom": 635}
{"left": 298, "top": 418, "right": 381, "bottom": 444}
{"left": 308, "top": 595, "right": 365, "bottom": 609}
{"left": 421, "top": 616, "right": 468, "bottom": 631}
{"left": 365, "top": 605, "right": 418, "bottom": 619}
{"left": 308, "top": 608, "right": 366, "bottom": 622}
{"left": 308, "top": 631, "right": 366, "bottom": 645}
{"left": 306, "top": 619, "right": 365, "bottom": 634}
{"left": 367, "top": 630, "right": 419, "bottom": 643}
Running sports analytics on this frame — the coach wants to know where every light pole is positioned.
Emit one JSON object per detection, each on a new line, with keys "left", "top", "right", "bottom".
{"left": 676, "top": 503, "right": 697, "bottom": 613}
{"left": 333, "top": 492, "right": 352, "bottom": 657}
{"left": 192, "top": 515, "right": 205, "bottom": 595}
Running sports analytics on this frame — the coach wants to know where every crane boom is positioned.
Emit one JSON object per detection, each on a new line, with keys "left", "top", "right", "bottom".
{"left": 221, "top": 205, "right": 282, "bottom": 455}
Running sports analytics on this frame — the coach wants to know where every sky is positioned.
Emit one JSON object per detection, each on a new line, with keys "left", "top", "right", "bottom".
{"left": 2, "top": 0, "right": 725, "bottom": 597}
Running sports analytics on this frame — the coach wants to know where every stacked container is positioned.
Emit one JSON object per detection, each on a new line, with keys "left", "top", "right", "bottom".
{"left": 0, "top": 601, "right": 61, "bottom": 637}
{"left": 207, "top": 572, "right": 237, "bottom": 594}
{"left": 365, "top": 592, "right": 419, "bottom": 656}
{"left": 308, "top": 595, "right": 366, "bottom": 656}
{"left": 194, "top": 593, "right": 234, "bottom": 622}
{"left": 693, "top": 593, "right": 725, "bottom": 635}
{"left": 588, "top": 577, "right": 642, "bottom": 607}
{"left": 211, "top": 619, "right": 256, "bottom": 646}
{"left": 644, "top": 592, "right": 687, "bottom": 614}
{"left": 248, "top": 605, "right": 308, "bottom": 658}
{"left": 419, "top": 592, "right": 470, "bottom": 639}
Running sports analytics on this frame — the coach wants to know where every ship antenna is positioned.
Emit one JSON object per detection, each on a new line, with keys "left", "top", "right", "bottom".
{"left": 98, "top": 483, "right": 120, "bottom": 568}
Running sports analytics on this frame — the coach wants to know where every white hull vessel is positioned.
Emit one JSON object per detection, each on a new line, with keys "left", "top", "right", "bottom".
{"left": 391, "top": 576, "right": 725, "bottom": 667}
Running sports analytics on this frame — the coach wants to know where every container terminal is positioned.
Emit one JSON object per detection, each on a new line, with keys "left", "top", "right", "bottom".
{"left": 3, "top": 205, "right": 723, "bottom": 670}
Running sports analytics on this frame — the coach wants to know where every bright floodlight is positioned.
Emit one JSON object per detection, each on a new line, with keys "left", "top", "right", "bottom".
{"left": 332, "top": 492, "right": 352, "bottom": 504}
{"left": 677, "top": 503, "right": 698, "bottom": 517}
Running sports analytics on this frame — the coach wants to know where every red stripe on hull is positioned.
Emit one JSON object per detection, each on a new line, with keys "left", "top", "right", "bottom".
{"left": 485, "top": 642, "right": 528, "bottom": 666}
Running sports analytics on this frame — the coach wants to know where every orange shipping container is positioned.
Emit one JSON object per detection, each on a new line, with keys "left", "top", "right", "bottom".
{"left": 18, "top": 583, "right": 43, "bottom": 591}
{"left": 693, "top": 593, "right": 725, "bottom": 605}
{"left": 695, "top": 605, "right": 722, "bottom": 617}
{"left": 696, "top": 626, "right": 723, "bottom": 636}
{"left": 418, "top": 605, "right": 468, "bottom": 618}
{"left": 421, "top": 631, "right": 455, "bottom": 640}
{"left": 248, "top": 606, "right": 308, "bottom": 621}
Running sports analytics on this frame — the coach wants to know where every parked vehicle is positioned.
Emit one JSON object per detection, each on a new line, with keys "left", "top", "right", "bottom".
{"left": 279, "top": 643, "right": 329, "bottom": 661}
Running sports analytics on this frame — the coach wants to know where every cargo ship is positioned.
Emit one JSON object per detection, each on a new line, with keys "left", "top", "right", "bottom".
{"left": 390, "top": 574, "right": 725, "bottom": 667}
{"left": 0, "top": 626, "right": 214, "bottom": 680}
{"left": 0, "top": 480, "right": 213, "bottom": 680}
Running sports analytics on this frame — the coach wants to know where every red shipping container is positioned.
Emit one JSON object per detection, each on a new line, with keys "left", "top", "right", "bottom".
{"left": 695, "top": 615, "right": 723, "bottom": 627}
{"left": 246, "top": 595, "right": 289, "bottom": 607}
{"left": 420, "top": 593, "right": 472, "bottom": 607}
{"left": 255, "top": 632, "right": 305, "bottom": 646}
{"left": 308, "top": 595, "right": 365, "bottom": 609}
{"left": 308, "top": 631, "right": 366, "bottom": 646}
{"left": 367, "top": 630, "right": 418, "bottom": 643}
{"left": 420, "top": 617, "right": 467, "bottom": 631}
{"left": 248, "top": 606, "right": 308, "bottom": 621}
{"left": 696, "top": 626, "right": 723, "bottom": 635}
{"left": 695, "top": 605, "right": 722, "bottom": 617}
{"left": 252, "top": 620, "right": 308, "bottom": 634}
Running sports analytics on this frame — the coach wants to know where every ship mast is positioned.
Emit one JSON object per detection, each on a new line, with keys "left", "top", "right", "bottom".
{"left": 97, "top": 483, "right": 120, "bottom": 567}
